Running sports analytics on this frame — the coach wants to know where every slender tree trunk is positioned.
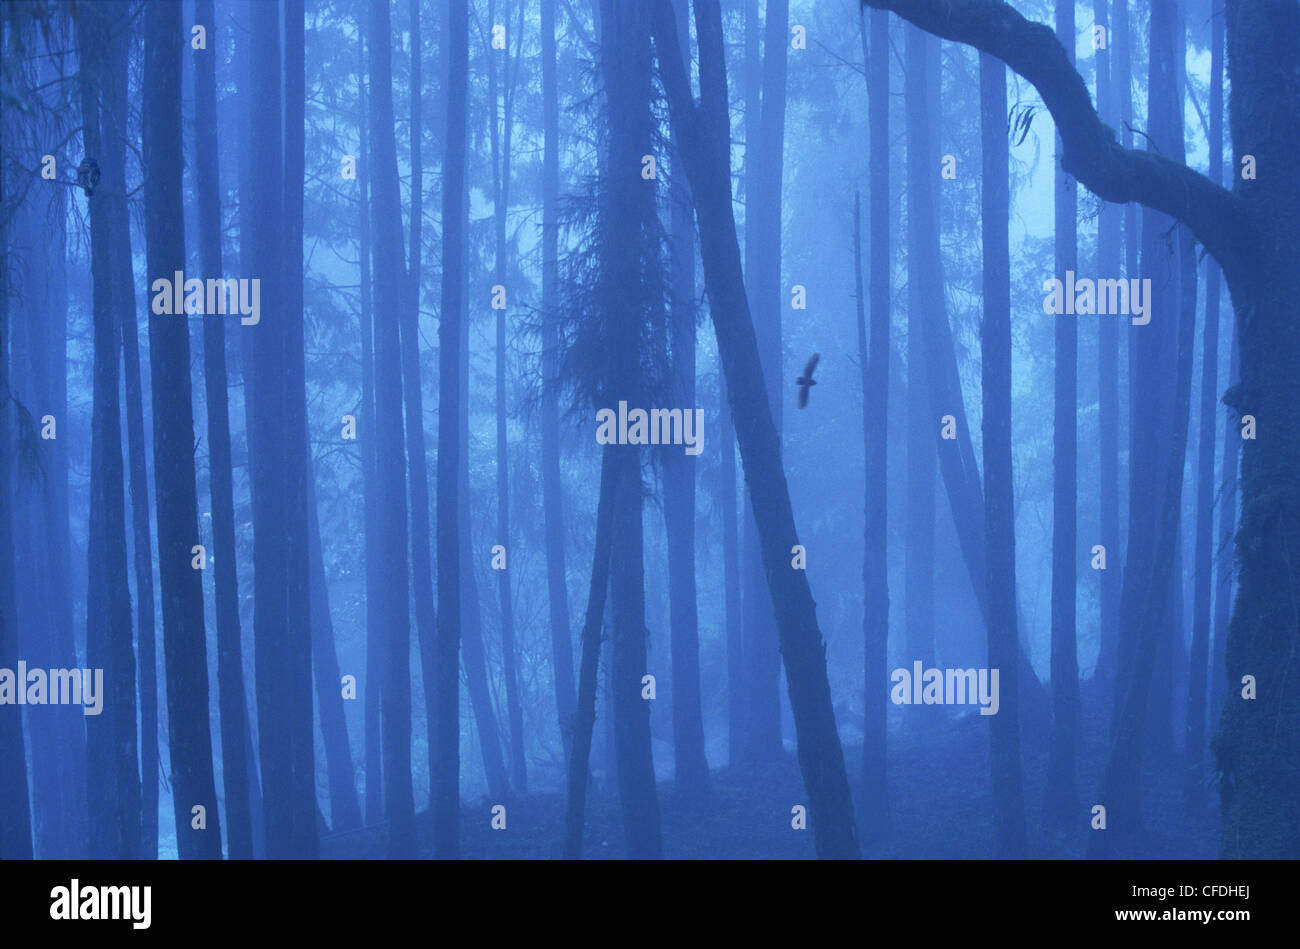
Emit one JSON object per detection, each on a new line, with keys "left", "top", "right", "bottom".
{"left": 399, "top": 0, "right": 440, "bottom": 818}
{"left": 1044, "top": 0, "right": 1080, "bottom": 831}
{"left": 142, "top": 0, "right": 223, "bottom": 859}
{"left": 1091, "top": 221, "right": 1197, "bottom": 856}
{"left": 979, "top": 50, "right": 1028, "bottom": 859}
{"left": 1185, "top": 0, "right": 1224, "bottom": 804}
{"left": 460, "top": 454, "right": 509, "bottom": 800}
{"left": 0, "top": 77, "right": 33, "bottom": 861}
{"left": 234, "top": 9, "right": 266, "bottom": 856}
{"left": 490, "top": 0, "right": 527, "bottom": 794}
{"left": 96, "top": 5, "right": 158, "bottom": 859}
{"left": 454, "top": 19, "right": 507, "bottom": 792}
{"left": 194, "top": 0, "right": 253, "bottom": 859}
{"left": 719, "top": 375, "right": 743, "bottom": 764}
{"left": 79, "top": 1, "right": 141, "bottom": 859}
{"left": 434, "top": 0, "right": 469, "bottom": 860}
{"left": 663, "top": 0, "right": 708, "bottom": 800}
{"left": 736, "top": 0, "right": 760, "bottom": 771}
{"left": 1094, "top": 0, "right": 1122, "bottom": 703}
{"left": 1144, "top": 3, "right": 1196, "bottom": 758}
{"left": 283, "top": 0, "right": 318, "bottom": 856}
{"left": 1093, "top": 0, "right": 1136, "bottom": 696}
{"left": 563, "top": 452, "right": 618, "bottom": 858}
{"left": 741, "top": 0, "right": 788, "bottom": 764}
{"left": 858, "top": 5, "right": 891, "bottom": 843}
{"left": 541, "top": 0, "right": 578, "bottom": 766}
{"left": 355, "top": 16, "right": 383, "bottom": 828}
{"left": 652, "top": 0, "right": 860, "bottom": 859}
{"left": 904, "top": 24, "right": 936, "bottom": 695}
{"left": 367, "top": 0, "right": 416, "bottom": 859}
{"left": 1092, "top": 1, "right": 1190, "bottom": 850}
{"left": 306, "top": 456, "right": 363, "bottom": 832}
{"left": 1210, "top": 331, "right": 1237, "bottom": 732}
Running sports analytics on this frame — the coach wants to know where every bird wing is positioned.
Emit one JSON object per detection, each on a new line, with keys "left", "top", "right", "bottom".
{"left": 802, "top": 352, "right": 820, "bottom": 380}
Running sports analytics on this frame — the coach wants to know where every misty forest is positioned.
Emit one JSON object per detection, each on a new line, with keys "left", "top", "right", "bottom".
{"left": 0, "top": 0, "right": 1296, "bottom": 862}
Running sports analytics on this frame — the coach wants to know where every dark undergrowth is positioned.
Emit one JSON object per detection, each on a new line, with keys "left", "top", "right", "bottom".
{"left": 322, "top": 684, "right": 1220, "bottom": 859}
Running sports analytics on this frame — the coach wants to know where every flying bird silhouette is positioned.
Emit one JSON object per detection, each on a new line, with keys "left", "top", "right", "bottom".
{"left": 796, "top": 352, "right": 820, "bottom": 409}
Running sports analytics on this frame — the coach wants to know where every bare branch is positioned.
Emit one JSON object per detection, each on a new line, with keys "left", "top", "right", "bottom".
{"left": 860, "top": 0, "right": 1252, "bottom": 281}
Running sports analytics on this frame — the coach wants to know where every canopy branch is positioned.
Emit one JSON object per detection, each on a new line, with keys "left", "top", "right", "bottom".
{"left": 860, "top": 0, "right": 1251, "bottom": 282}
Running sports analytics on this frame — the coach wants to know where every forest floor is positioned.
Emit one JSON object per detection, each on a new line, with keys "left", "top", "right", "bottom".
{"left": 322, "top": 693, "right": 1220, "bottom": 859}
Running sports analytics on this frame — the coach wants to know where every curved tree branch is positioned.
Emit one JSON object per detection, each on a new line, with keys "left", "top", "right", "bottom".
{"left": 860, "top": 0, "right": 1252, "bottom": 283}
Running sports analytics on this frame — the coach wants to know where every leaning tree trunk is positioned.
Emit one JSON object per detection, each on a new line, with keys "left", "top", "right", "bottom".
{"left": 563, "top": 452, "right": 618, "bottom": 859}
{"left": 652, "top": 0, "right": 860, "bottom": 859}
{"left": 739, "top": 0, "right": 788, "bottom": 765}
{"left": 306, "top": 457, "right": 363, "bottom": 832}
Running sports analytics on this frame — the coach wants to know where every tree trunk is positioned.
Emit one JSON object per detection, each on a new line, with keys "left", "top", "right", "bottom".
{"left": 1185, "top": 0, "right": 1224, "bottom": 804}
{"left": 663, "top": 0, "right": 708, "bottom": 800}
{"left": 979, "top": 50, "right": 1028, "bottom": 859}
{"left": 1092, "top": 0, "right": 1192, "bottom": 850}
{"left": 1210, "top": 330, "right": 1237, "bottom": 732}
{"left": 600, "top": 0, "right": 663, "bottom": 859}
{"left": 434, "top": 0, "right": 469, "bottom": 860}
{"left": 1043, "top": 0, "right": 1080, "bottom": 831}
{"left": 904, "top": 24, "right": 937, "bottom": 696}
{"left": 97, "top": 4, "right": 158, "bottom": 859}
{"left": 367, "top": 0, "right": 416, "bottom": 858}
{"left": 355, "top": 14, "right": 383, "bottom": 828}
{"left": 10, "top": 114, "right": 83, "bottom": 857}
{"left": 78, "top": 0, "right": 141, "bottom": 859}
{"left": 541, "top": 0, "right": 578, "bottom": 768}
{"left": 652, "top": 0, "right": 860, "bottom": 859}
{"left": 857, "top": 5, "right": 891, "bottom": 843}
{"left": 563, "top": 452, "right": 618, "bottom": 858}
{"left": 400, "top": 0, "right": 440, "bottom": 819}
{"left": 142, "top": 0, "right": 223, "bottom": 859}
{"left": 0, "top": 77, "right": 33, "bottom": 861}
{"left": 1144, "top": 3, "right": 1197, "bottom": 758}
{"left": 306, "top": 457, "right": 363, "bottom": 832}
{"left": 490, "top": 0, "right": 527, "bottom": 794}
{"left": 719, "top": 373, "right": 743, "bottom": 765}
{"left": 740, "top": 0, "right": 788, "bottom": 765}
{"left": 194, "top": 0, "right": 253, "bottom": 859}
